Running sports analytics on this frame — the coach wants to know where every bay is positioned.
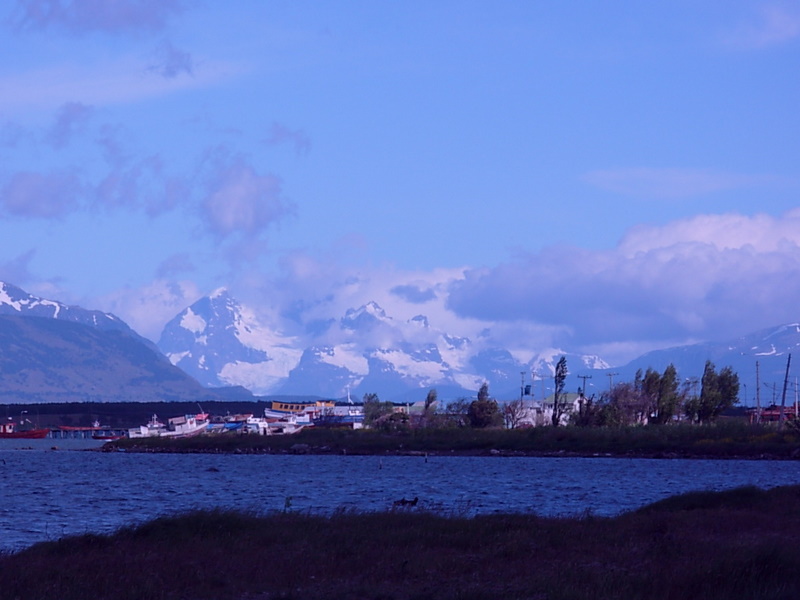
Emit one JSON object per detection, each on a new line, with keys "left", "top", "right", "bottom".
{"left": 2, "top": 439, "right": 800, "bottom": 552}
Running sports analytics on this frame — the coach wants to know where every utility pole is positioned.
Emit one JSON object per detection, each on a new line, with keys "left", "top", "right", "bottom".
{"left": 756, "top": 361, "right": 761, "bottom": 424}
{"left": 780, "top": 354, "right": 792, "bottom": 429}
{"left": 606, "top": 372, "right": 618, "bottom": 391}
{"left": 520, "top": 371, "right": 525, "bottom": 403}
{"left": 764, "top": 382, "right": 778, "bottom": 406}
{"left": 577, "top": 374, "right": 592, "bottom": 397}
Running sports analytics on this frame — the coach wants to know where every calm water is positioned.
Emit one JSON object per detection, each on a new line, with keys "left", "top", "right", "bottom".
{"left": 2, "top": 438, "right": 800, "bottom": 552}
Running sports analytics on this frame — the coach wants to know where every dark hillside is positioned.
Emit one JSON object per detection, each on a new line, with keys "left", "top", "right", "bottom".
{"left": 0, "top": 315, "right": 237, "bottom": 404}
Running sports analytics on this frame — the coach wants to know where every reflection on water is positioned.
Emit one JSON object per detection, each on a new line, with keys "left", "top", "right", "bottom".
{"left": 2, "top": 440, "right": 800, "bottom": 551}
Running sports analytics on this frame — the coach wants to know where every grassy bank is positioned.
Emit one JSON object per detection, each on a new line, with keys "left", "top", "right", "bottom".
{"left": 108, "top": 421, "right": 800, "bottom": 459}
{"left": 3, "top": 484, "right": 800, "bottom": 600}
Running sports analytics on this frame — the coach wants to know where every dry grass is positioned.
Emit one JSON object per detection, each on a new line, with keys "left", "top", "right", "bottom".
{"left": 3, "top": 485, "right": 800, "bottom": 600}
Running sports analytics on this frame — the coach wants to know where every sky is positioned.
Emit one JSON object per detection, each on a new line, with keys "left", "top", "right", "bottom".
{"left": 0, "top": 0, "right": 799, "bottom": 367}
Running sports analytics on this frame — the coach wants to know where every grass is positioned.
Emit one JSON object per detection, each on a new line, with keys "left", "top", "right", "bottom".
{"left": 3, "top": 485, "right": 800, "bottom": 599}
{"left": 108, "top": 420, "right": 800, "bottom": 459}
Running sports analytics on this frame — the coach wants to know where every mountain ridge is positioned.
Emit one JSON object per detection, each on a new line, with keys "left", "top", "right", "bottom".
{"left": 2, "top": 280, "right": 797, "bottom": 405}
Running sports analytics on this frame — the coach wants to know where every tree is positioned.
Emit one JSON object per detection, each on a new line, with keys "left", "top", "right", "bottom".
{"left": 639, "top": 364, "right": 681, "bottom": 425}
{"left": 598, "top": 382, "right": 650, "bottom": 426}
{"left": 654, "top": 364, "right": 681, "bottom": 424}
{"left": 502, "top": 398, "right": 526, "bottom": 429}
{"left": 362, "top": 393, "right": 394, "bottom": 428}
{"left": 417, "top": 388, "right": 438, "bottom": 428}
{"left": 424, "top": 389, "right": 438, "bottom": 412}
{"left": 468, "top": 383, "right": 501, "bottom": 428}
{"left": 376, "top": 411, "right": 410, "bottom": 433}
{"left": 696, "top": 361, "right": 740, "bottom": 423}
{"left": 551, "top": 357, "right": 568, "bottom": 427}
{"left": 444, "top": 398, "right": 471, "bottom": 428}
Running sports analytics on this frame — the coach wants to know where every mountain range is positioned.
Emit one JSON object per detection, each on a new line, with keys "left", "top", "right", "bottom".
{"left": 2, "top": 280, "right": 798, "bottom": 404}
{"left": 157, "top": 289, "right": 613, "bottom": 401}
{"left": 156, "top": 288, "right": 800, "bottom": 404}
{"left": 0, "top": 282, "right": 249, "bottom": 404}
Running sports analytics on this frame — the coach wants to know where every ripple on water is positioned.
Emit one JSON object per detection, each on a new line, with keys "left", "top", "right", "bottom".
{"left": 2, "top": 452, "right": 800, "bottom": 551}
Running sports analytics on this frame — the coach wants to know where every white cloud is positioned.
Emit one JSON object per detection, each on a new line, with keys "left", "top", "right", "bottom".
{"left": 12, "top": 0, "right": 187, "bottom": 35}
{"left": 0, "top": 54, "right": 239, "bottom": 114}
{"left": 46, "top": 101, "right": 94, "bottom": 148}
{"left": 147, "top": 40, "right": 194, "bottom": 79}
{"left": 0, "top": 169, "right": 83, "bottom": 218}
{"left": 96, "top": 278, "right": 202, "bottom": 342}
{"left": 583, "top": 167, "right": 769, "bottom": 199}
{"left": 723, "top": 4, "right": 800, "bottom": 49}
{"left": 201, "top": 160, "right": 293, "bottom": 238}
{"left": 263, "top": 122, "right": 311, "bottom": 156}
{"left": 447, "top": 209, "right": 800, "bottom": 360}
{"left": 86, "top": 209, "right": 800, "bottom": 368}
{"left": 619, "top": 210, "right": 800, "bottom": 256}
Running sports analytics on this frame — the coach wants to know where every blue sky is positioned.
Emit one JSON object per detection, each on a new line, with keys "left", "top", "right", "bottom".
{"left": 1, "top": 0, "right": 799, "bottom": 365}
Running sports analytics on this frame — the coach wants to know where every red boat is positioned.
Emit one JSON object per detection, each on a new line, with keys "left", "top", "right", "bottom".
{"left": 0, "top": 420, "right": 49, "bottom": 439}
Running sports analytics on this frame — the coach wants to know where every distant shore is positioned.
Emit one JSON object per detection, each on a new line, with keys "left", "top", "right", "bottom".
{"left": 104, "top": 420, "right": 800, "bottom": 460}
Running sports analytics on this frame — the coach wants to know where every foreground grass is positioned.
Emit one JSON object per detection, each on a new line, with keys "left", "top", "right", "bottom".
{"left": 110, "top": 420, "right": 800, "bottom": 459}
{"left": 3, "top": 485, "right": 800, "bottom": 600}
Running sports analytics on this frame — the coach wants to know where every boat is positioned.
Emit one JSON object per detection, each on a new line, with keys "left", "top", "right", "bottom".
{"left": 91, "top": 433, "right": 125, "bottom": 441}
{"left": 312, "top": 406, "right": 364, "bottom": 429}
{"left": 263, "top": 400, "right": 333, "bottom": 421}
{"left": 127, "top": 413, "right": 209, "bottom": 439}
{"left": 0, "top": 419, "right": 49, "bottom": 439}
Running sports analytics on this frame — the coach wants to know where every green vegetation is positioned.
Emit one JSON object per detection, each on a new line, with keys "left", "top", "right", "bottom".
{"left": 3, "top": 484, "right": 800, "bottom": 599}
{"left": 109, "top": 420, "right": 800, "bottom": 459}
{"left": 575, "top": 361, "right": 740, "bottom": 427}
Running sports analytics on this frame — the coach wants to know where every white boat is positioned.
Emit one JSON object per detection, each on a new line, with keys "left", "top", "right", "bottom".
{"left": 128, "top": 413, "right": 209, "bottom": 439}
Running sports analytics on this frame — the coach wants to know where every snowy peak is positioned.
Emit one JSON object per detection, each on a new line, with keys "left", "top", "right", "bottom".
{"left": 0, "top": 280, "right": 147, "bottom": 344}
{"left": 158, "top": 290, "right": 300, "bottom": 395}
{"left": 341, "top": 301, "right": 389, "bottom": 331}
{"left": 157, "top": 290, "right": 618, "bottom": 401}
{"left": 410, "top": 315, "right": 429, "bottom": 328}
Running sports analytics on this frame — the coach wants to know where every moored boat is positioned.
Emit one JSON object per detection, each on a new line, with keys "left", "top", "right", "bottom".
{"left": 0, "top": 420, "right": 49, "bottom": 439}
{"left": 128, "top": 413, "right": 209, "bottom": 439}
{"left": 92, "top": 433, "right": 125, "bottom": 441}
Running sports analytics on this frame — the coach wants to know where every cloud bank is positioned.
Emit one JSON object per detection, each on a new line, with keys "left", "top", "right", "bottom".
{"left": 13, "top": 0, "right": 187, "bottom": 35}
{"left": 447, "top": 210, "right": 800, "bottom": 361}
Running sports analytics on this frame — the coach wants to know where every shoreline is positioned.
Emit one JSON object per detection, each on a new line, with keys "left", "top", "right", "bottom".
{"left": 102, "top": 442, "right": 800, "bottom": 461}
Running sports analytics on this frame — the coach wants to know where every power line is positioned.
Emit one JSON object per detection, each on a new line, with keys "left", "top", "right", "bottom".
{"left": 577, "top": 374, "right": 592, "bottom": 397}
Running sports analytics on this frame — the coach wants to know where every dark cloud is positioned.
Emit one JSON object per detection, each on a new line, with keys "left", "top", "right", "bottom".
{"left": 263, "top": 122, "right": 311, "bottom": 156}
{"left": 147, "top": 40, "right": 193, "bottom": 78}
{"left": 96, "top": 124, "right": 129, "bottom": 166}
{"left": 13, "top": 0, "right": 188, "bottom": 35}
{"left": 446, "top": 238, "right": 800, "bottom": 350}
{"left": 391, "top": 283, "right": 436, "bottom": 304}
{"left": 0, "top": 170, "right": 82, "bottom": 218}
{"left": 93, "top": 155, "right": 187, "bottom": 215}
{"left": 201, "top": 159, "right": 294, "bottom": 238}
{"left": 47, "top": 101, "right": 94, "bottom": 149}
{"left": 0, "top": 122, "right": 28, "bottom": 148}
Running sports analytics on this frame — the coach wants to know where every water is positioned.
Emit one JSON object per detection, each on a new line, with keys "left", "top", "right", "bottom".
{"left": 2, "top": 439, "right": 800, "bottom": 552}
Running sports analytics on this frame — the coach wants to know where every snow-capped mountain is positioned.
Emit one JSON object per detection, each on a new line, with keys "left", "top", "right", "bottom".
{"left": 0, "top": 281, "right": 236, "bottom": 403}
{"left": 158, "top": 291, "right": 608, "bottom": 401}
{"left": 605, "top": 323, "right": 800, "bottom": 404}
{"left": 0, "top": 281, "right": 153, "bottom": 348}
{"left": 158, "top": 289, "right": 302, "bottom": 393}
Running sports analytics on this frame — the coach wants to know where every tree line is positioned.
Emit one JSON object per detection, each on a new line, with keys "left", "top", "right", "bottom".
{"left": 359, "top": 357, "right": 741, "bottom": 431}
